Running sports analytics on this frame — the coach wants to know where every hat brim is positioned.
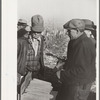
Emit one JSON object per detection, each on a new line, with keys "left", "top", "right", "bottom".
{"left": 18, "top": 22, "right": 27, "bottom": 26}
{"left": 65, "top": 27, "right": 79, "bottom": 30}
{"left": 31, "top": 26, "right": 44, "bottom": 32}
{"left": 85, "top": 27, "right": 94, "bottom": 30}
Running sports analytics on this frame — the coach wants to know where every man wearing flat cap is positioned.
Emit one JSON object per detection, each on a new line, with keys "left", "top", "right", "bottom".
{"left": 55, "top": 19, "right": 96, "bottom": 100}
{"left": 83, "top": 19, "right": 96, "bottom": 46}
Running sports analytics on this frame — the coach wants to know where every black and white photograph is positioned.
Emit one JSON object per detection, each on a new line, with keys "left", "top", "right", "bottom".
{"left": 2, "top": 0, "right": 99, "bottom": 100}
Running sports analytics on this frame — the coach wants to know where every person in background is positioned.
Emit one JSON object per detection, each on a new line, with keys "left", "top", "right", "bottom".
{"left": 17, "top": 25, "right": 31, "bottom": 83}
{"left": 83, "top": 19, "right": 97, "bottom": 95}
{"left": 17, "top": 19, "right": 28, "bottom": 38}
{"left": 17, "top": 25, "right": 31, "bottom": 95}
{"left": 82, "top": 19, "right": 96, "bottom": 46}
{"left": 17, "top": 19, "right": 27, "bottom": 31}
{"left": 55, "top": 19, "right": 96, "bottom": 100}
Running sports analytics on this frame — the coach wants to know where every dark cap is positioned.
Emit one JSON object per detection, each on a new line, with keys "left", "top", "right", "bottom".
{"left": 82, "top": 19, "right": 95, "bottom": 30}
{"left": 63, "top": 19, "right": 85, "bottom": 31}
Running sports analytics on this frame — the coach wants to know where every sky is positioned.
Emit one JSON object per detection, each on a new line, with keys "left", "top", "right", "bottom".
{"left": 18, "top": 0, "right": 97, "bottom": 28}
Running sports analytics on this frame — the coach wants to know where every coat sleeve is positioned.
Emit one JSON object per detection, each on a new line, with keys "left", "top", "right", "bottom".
{"left": 17, "top": 40, "right": 21, "bottom": 58}
{"left": 60, "top": 42, "right": 95, "bottom": 82}
{"left": 17, "top": 40, "right": 21, "bottom": 72}
{"left": 40, "top": 36, "right": 45, "bottom": 67}
{"left": 17, "top": 39, "right": 27, "bottom": 76}
{"left": 39, "top": 36, "right": 45, "bottom": 75}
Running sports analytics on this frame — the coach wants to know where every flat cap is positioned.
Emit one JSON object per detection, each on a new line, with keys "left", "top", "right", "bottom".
{"left": 82, "top": 19, "right": 95, "bottom": 30}
{"left": 63, "top": 19, "right": 85, "bottom": 31}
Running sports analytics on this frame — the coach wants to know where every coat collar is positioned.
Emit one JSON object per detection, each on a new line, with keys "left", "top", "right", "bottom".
{"left": 70, "top": 33, "right": 87, "bottom": 44}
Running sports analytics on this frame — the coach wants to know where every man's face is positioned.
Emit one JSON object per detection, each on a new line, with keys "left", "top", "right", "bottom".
{"left": 66, "top": 29, "right": 78, "bottom": 40}
{"left": 32, "top": 32, "right": 41, "bottom": 38}
{"left": 17, "top": 25, "right": 25, "bottom": 31}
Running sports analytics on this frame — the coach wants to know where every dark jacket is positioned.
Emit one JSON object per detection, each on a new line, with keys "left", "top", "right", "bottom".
{"left": 60, "top": 33, "right": 96, "bottom": 85}
{"left": 17, "top": 36, "right": 44, "bottom": 76}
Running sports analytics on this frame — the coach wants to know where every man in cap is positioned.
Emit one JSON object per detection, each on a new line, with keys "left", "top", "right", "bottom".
{"left": 17, "top": 15, "right": 45, "bottom": 96}
{"left": 17, "top": 19, "right": 27, "bottom": 31}
{"left": 17, "top": 25, "right": 31, "bottom": 96}
{"left": 55, "top": 19, "right": 96, "bottom": 100}
{"left": 83, "top": 19, "right": 96, "bottom": 45}
{"left": 83, "top": 19, "right": 96, "bottom": 39}
{"left": 26, "top": 14, "right": 45, "bottom": 79}
{"left": 17, "top": 19, "right": 28, "bottom": 38}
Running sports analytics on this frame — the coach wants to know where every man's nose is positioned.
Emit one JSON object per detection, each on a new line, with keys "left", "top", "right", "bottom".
{"left": 64, "top": 29, "right": 68, "bottom": 35}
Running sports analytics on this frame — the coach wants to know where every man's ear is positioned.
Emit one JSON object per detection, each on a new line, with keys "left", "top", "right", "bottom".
{"left": 76, "top": 29, "right": 79, "bottom": 34}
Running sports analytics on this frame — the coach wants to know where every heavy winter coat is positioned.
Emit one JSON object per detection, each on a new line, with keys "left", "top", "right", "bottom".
{"left": 60, "top": 33, "right": 96, "bottom": 85}
{"left": 17, "top": 36, "right": 44, "bottom": 76}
